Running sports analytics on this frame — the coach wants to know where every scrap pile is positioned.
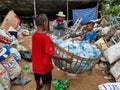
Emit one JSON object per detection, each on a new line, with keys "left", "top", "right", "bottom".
{"left": 0, "top": 10, "right": 32, "bottom": 90}
{"left": 52, "top": 14, "right": 120, "bottom": 89}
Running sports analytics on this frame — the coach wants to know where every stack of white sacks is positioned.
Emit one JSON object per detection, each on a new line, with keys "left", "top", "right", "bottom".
{"left": 0, "top": 27, "right": 31, "bottom": 90}
{"left": 0, "top": 44, "right": 21, "bottom": 90}
{"left": 98, "top": 36, "right": 120, "bottom": 90}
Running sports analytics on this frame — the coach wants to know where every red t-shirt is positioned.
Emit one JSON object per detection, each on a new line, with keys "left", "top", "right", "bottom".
{"left": 32, "top": 32, "right": 55, "bottom": 74}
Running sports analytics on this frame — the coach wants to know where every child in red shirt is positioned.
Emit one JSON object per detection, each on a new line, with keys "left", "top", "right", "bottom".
{"left": 32, "top": 14, "right": 72, "bottom": 90}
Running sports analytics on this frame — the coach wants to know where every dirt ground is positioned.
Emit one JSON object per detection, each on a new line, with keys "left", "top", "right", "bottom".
{"left": 11, "top": 37, "right": 109, "bottom": 90}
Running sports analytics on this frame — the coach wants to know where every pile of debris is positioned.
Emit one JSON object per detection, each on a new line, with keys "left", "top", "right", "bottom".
{"left": 65, "top": 14, "right": 120, "bottom": 90}
{"left": 0, "top": 10, "right": 32, "bottom": 90}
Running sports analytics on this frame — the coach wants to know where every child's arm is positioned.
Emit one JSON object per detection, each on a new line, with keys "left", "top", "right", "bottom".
{"left": 91, "top": 31, "right": 97, "bottom": 43}
{"left": 91, "top": 39, "right": 96, "bottom": 43}
{"left": 50, "top": 53, "right": 72, "bottom": 63}
{"left": 80, "top": 25, "right": 87, "bottom": 36}
{"left": 72, "top": 37, "right": 80, "bottom": 41}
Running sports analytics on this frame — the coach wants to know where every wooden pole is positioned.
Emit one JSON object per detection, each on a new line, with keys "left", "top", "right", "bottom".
{"left": 67, "top": 0, "right": 69, "bottom": 23}
{"left": 96, "top": 1, "right": 99, "bottom": 19}
{"left": 33, "top": 0, "right": 37, "bottom": 18}
{"left": 33, "top": 0, "right": 37, "bottom": 29}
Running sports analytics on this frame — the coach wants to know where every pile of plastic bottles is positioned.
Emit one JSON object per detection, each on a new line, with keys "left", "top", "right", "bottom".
{"left": 52, "top": 36, "right": 102, "bottom": 74}
{"left": 52, "top": 36, "right": 102, "bottom": 59}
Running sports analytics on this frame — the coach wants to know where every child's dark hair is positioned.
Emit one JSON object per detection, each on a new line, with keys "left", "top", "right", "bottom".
{"left": 35, "top": 14, "right": 48, "bottom": 26}
{"left": 87, "top": 21, "right": 94, "bottom": 26}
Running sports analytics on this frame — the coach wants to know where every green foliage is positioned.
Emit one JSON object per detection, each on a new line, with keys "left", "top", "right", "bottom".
{"left": 111, "top": 0, "right": 120, "bottom": 6}
{"left": 102, "top": 0, "right": 120, "bottom": 16}
{"left": 110, "top": 5, "right": 120, "bottom": 15}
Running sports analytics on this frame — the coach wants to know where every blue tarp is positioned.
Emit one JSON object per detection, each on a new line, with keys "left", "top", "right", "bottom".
{"left": 72, "top": 7, "right": 96, "bottom": 24}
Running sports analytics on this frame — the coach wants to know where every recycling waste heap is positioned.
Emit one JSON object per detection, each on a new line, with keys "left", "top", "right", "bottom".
{"left": 52, "top": 18, "right": 102, "bottom": 74}
{"left": 52, "top": 15, "right": 120, "bottom": 81}
{"left": 0, "top": 10, "right": 32, "bottom": 90}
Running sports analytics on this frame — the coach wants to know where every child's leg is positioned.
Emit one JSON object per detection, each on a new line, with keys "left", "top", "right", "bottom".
{"left": 34, "top": 73, "right": 43, "bottom": 90}
{"left": 42, "top": 71, "right": 52, "bottom": 90}
{"left": 36, "top": 79, "right": 40, "bottom": 90}
{"left": 44, "top": 83, "right": 51, "bottom": 90}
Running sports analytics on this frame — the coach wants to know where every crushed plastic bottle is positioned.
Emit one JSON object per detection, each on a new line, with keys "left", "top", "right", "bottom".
{"left": 24, "top": 64, "right": 30, "bottom": 70}
{"left": 53, "top": 79, "right": 70, "bottom": 90}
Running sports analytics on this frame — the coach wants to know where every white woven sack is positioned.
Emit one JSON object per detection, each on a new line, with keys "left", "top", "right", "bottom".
{"left": 0, "top": 63, "right": 10, "bottom": 90}
{"left": 1, "top": 55, "right": 21, "bottom": 80}
{"left": 101, "top": 26, "right": 111, "bottom": 35}
{"left": 0, "top": 84, "right": 4, "bottom": 90}
{"left": 98, "top": 82, "right": 120, "bottom": 90}
{"left": 0, "top": 29, "right": 10, "bottom": 38}
{"left": 104, "top": 42, "right": 120, "bottom": 64}
{"left": 10, "top": 48, "right": 21, "bottom": 63}
{"left": 110, "top": 60, "right": 120, "bottom": 82}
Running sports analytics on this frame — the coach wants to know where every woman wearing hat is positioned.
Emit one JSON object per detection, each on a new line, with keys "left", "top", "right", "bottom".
{"left": 53, "top": 11, "right": 68, "bottom": 38}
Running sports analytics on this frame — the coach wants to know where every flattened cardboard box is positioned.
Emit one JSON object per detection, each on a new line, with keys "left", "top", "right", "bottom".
{"left": 1, "top": 10, "right": 20, "bottom": 30}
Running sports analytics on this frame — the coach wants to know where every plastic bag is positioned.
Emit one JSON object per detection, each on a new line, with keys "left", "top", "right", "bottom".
{"left": 17, "top": 44, "right": 27, "bottom": 51}
{"left": 101, "top": 26, "right": 111, "bottom": 35}
{"left": 20, "top": 51, "right": 32, "bottom": 62}
{"left": 10, "top": 35, "right": 19, "bottom": 46}
{"left": 8, "top": 26, "right": 18, "bottom": 38}
{"left": 12, "top": 74, "right": 32, "bottom": 85}
{"left": 0, "top": 29, "right": 9, "bottom": 38}
{"left": 1, "top": 55, "right": 21, "bottom": 80}
{"left": 53, "top": 79, "right": 70, "bottom": 90}
{"left": 0, "top": 63, "right": 10, "bottom": 90}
